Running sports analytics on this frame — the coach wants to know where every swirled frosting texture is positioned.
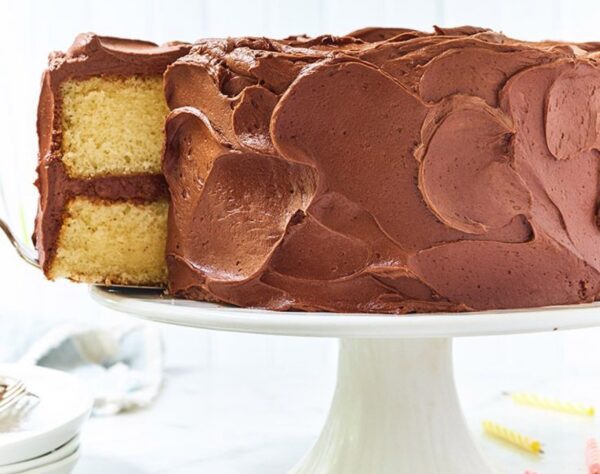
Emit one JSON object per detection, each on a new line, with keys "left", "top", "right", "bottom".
{"left": 163, "top": 27, "right": 600, "bottom": 313}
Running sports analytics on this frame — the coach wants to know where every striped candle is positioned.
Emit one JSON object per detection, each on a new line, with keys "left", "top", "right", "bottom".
{"left": 510, "top": 392, "right": 595, "bottom": 417}
{"left": 586, "top": 438, "right": 600, "bottom": 474}
{"left": 482, "top": 420, "right": 543, "bottom": 455}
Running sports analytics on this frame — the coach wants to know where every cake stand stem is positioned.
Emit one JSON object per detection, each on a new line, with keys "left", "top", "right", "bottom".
{"left": 289, "top": 338, "right": 496, "bottom": 474}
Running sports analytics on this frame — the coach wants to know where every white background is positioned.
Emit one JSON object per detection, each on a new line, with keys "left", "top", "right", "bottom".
{"left": 1, "top": 0, "right": 600, "bottom": 472}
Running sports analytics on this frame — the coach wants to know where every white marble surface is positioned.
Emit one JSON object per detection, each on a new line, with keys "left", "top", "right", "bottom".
{"left": 72, "top": 326, "right": 600, "bottom": 474}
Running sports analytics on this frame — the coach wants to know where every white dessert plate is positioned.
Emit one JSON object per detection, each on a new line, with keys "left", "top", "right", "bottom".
{"left": 24, "top": 448, "right": 79, "bottom": 474}
{"left": 0, "top": 365, "right": 92, "bottom": 466}
{"left": 0, "top": 436, "right": 79, "bottom": 474}
{"left": 91, "top": 286, "right": 600, "bottom": 338}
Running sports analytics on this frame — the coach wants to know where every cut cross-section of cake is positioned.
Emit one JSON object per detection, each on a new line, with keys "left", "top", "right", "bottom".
{"left": 35, "top": 33, "right": 190, "bottom": 285}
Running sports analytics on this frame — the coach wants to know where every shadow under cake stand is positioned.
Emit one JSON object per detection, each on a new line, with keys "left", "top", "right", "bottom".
{"left": 90, "top": 286, "right": 600, "bottom": 474}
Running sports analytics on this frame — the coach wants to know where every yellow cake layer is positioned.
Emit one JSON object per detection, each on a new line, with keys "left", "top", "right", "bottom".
{"left": 49, "top": 197, "right": 168, "bottom": 285}
{"left": 60, "top": 76, "right": 168, "bottom": 178}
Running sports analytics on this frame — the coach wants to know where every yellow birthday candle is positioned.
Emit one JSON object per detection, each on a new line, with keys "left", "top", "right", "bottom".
{"left": 510, "top": 392, "right": 595, "bottom": 417}
{"left": 482, "top": 420, "right": 543, "bottom": 454}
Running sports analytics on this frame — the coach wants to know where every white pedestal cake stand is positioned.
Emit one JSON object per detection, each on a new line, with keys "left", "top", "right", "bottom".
{"left": 90, "top": 286, "right": 600, "bottom": 474}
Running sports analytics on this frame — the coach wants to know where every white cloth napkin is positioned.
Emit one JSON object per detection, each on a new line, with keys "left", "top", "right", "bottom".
{"left": 0, "top": 314, "right": 163, "bottom": 416}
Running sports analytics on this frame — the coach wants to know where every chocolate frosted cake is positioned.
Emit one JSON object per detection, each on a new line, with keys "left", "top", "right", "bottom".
{"left": 161, "top": 26, "right": 600, "bottom": 313}
{"left": 36, "top": 27, "right": 600, "bottom": 313}
{"left": 35, "top": 34, "right": 190, "bottom": 284}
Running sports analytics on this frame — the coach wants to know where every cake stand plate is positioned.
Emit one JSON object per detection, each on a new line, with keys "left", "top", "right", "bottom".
{"left": 90, "top": 287, "right": 600, "bottom": 474}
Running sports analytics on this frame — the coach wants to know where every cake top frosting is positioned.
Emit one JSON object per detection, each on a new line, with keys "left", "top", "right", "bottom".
{"left": 46, "top": 33, "right": 191, "bottom": 79}
{"left": 163, "top": 26, "right": 600, "bottom": 313}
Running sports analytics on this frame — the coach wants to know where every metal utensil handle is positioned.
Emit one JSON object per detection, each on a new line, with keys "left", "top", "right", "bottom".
{"left": 0, "top": 218, "right": 39, "bottom": 268}
{"left": 0, "top": 162, "right": 40, "bottom": 269}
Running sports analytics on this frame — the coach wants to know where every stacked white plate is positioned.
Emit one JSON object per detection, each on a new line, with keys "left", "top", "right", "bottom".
{"left": 0, "top": 364, "right": 93, "bottom": 474}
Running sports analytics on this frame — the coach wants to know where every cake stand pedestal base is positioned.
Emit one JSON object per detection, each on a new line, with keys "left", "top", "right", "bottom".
{"left": 91, "top": 287, "right": 600, "bottom": 474}
{"left": 290, "top": 338, "right": 494, "bottom": 474}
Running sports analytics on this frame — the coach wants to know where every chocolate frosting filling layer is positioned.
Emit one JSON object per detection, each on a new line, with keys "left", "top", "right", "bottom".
{"left": 35, "top": 34, "right": 191, "bottom": 273}
{"left": 162, "top": 26, "right": 600, "bottom": 313}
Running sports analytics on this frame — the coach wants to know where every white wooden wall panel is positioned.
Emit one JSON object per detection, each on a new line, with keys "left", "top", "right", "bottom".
{"left": 264, "top": 0, "right": 325, "bottom": 38}
{"left": 382, "top": 0, "right": 442, "bottom": 31}
{"left": 555, "top": 0, "right": 600, "bottom": 41}
{"left": 443, "top": 0, "right": 559, "bottom": 40}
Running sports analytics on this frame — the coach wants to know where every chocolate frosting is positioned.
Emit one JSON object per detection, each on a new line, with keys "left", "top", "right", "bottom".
{"left": 160, "top": 27, "right": 600, "bottom": 313}
{"left": 35, "top": 34, "right": 190, "bottom": 274}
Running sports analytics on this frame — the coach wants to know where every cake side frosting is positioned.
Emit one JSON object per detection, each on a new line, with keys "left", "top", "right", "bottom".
{"left": 35, "top": 34, "right": 190, "bottom": 280}
{"left": 163, "top": 27, "right": 600, "bottom": 313}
